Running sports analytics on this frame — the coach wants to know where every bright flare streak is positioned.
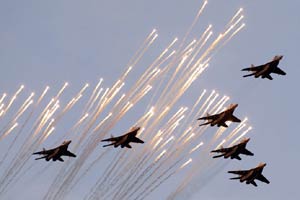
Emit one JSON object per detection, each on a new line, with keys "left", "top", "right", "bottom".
{"left": 225, "top": 23, "right": 246, "bottom": 44}
{"left": 203, "top": 92, "right": 219, "bottom": 114}
{"left": 77, "top": 113, "right": 89, "bottom": 125}
{"left": 0, "top": 93, "right": 7, "bottom": 105}
{"left": 44, "top": 118, "right": 55, "bottom": 134}
{"left": 182, "top": 0, "right": 208, "bottom": 44}
{"left": 16, "top": 85, "right": 25, "bottom": 96}
{"left": 210, "top": 96, "right": 226, "bottom": 114}
{"left": 151, "top": 34, "right": 158, "bottom": 44}
{"left": 114, "top": 94, "right": 126, "bottom": 109}
{"left": 169, "top": 37, "right": 178, "bottom": 49}
{"left": 93, "top": 112, "right": 113, "bottom": 133}
{"left": 228, "top": 8, "right": 244, "bottom": 26}
{"left": 151, "top": 28, "right": 157, "bottom": 35}
{"left": 3, "top": 86, "right": 24, "bottom": 113}
{"left": 215, "top": 96, "right": 230, "bottom": 114}
{"left": 230, "top": 127, "right": 252, "bottom": 146}
{"left": 47, "top": 102, "right": 60, "bottom": 120}
{"left": 107, "top": 82, "right": 124, "bottom": 104}
{"left": 216, "top": 139, "right": 226, "bottom": 149}
{"left": 231, "top": 15, "right": 244, "bottom": 30}
{"left": 180, "top": 158, "right": 192, "bottom": 169}
{"left": 223, "top": 15, "right": 244, "bottom": 41}
{"left": 44, "top": 127, "right": 55, "bottom": 139}
{"left": 227, "top": 117, "right": 248, "bottom": 139}
{"left": 55, "top": 82, "right": 69, "bottom": 99}
{"left": 1, "top": 123, "right": 18, "bottom": 139}
{"left": 155, "top": 150, "right": 166, "bottom": 162}
{"left": 178, "top": 127, "right": 192, "bottom": 142}
{"left": 189, "top": 142, "right": 204, "bottom": 154}
{"left": 84, "top": 79, "right": 103, "bottom": 113}
{"left": 226, "top": 125, "right": 246, "bottom": 146}
{"left": 37, "top": 86, "right": 50, "bottom": 104}
{"left": 87, "top": 87, "right": 104, "bottom": 113}
{"left": 213, "top": 127, "right": 228, "bottom": 141}
{"left": 79, "top": 83, "right": 89, "bottom": 95}
{"left": 161, "top": 136, "right": 175, "bottom": 149}
{"left": 123, "top": 66, "right": 132, "bottom": 80}
{"left": 156, "top": 130, "right": 163, "bottom": 138}
{"left": 153, "top": 137, "right": 163, "bottom": 150}
{"left": 182, "top": 39, "right": 197, "bottom": 55}
{"left": 183, "top": 133, "right": 195, "bottom": 144}
{"left": 14, "top": 100, "right": 33, "bottom": 120}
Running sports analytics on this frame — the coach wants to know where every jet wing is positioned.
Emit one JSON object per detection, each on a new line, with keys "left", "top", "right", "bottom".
{"left": 211, "top": 147, "right": 231, "bottom": 153}
{"left": 33, "top": 148, "right": 55, "bottom": 155}
{"left": 256, "top": 174, "right": 270, "bottom": 184}
{"left": 228, "top": 170, "right": 249, "bottom": 175}
{"left": 273, "top": 67, "right": 286, "bottom": 75}
{"left": 241, "top": 64, "right": 265, "bottom": 72}
{"left": 101, "top": 135, "right": 123, "bottom": 142}
{"left": 197, "top": 113, "right": 219, "bottom": 120}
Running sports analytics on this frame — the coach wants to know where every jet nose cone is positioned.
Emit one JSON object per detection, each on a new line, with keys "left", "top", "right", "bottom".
{"left": 259, "top": 162, "right": 267, "bottom": 168}
{"left": 242, "top": 137, "right": 250, "bottom": 143}
{"left": 274, "top": 55, "right": 283, "bottom": 60}
{"left": 229, "top": 103, "right": 238, "bottom": 109}
{"left": 63, "top": 140, "right": 72, "bottom": 145}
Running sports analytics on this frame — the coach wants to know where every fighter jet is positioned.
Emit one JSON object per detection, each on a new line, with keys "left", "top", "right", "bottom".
{"left": 242, "top": 55, "right": 286, "bottom": 80}
{"left": 32, "top": 140, "right": 76, "bottom": 162}
{"left": 228, "top": 163, "right": 270, "bottom": 187}
{"left": 101, "top": 127, "right": 144, "bottom": 148}
{"left": 197, "top": 104, "right": 241, "bottom": 128}
{"left": 211, "top": 138, "right": 254, "bottom": 160}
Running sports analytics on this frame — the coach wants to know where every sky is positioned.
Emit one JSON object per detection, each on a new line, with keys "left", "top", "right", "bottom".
{"left": 0, "top": 0, "right": 299, "bottom": 199}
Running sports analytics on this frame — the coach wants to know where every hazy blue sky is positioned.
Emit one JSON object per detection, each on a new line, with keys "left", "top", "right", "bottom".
{"left": 0, "top": 0, "right": 299, "bottom": 199}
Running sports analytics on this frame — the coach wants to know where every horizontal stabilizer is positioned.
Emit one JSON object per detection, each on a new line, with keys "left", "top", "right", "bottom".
{"left": 212, "top": 154, "right": 224, "bottom": 159}
{"left": 35, "top": 156, "right": 47, "bottom": 160}
{"left": 243, "top": 73, "right": 255, "bottom": 77}
{"left": 102, "top": 143, "right": 114, "bottom": 148}
{"left": 230, "top": 177, "right": 240, "bottom": 180}
{"left": 199, "top": 121, "right": 211, "bottom": 127}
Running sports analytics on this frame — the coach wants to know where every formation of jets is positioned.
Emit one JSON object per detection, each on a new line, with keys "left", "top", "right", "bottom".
{"left": 32, "top": 56, "right": 286, "bottom": 188}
